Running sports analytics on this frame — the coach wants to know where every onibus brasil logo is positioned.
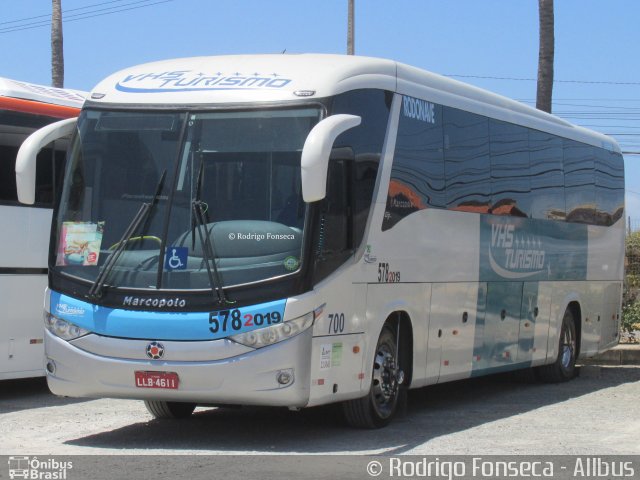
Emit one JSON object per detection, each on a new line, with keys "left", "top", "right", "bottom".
{"left": 8, "top": 456, "right": 72, "bottom": 479}
{"left": 489, "top": 222, "right": 548, "bottom": 279}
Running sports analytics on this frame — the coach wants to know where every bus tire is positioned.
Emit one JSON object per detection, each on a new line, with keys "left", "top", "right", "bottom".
{"left": 144, "top": 400, "right": 196, "bottom": 419}
{"left": 537, "top": 308, "right": 577, "bottom": 382}
{"left": 343, "top": 325, "right": 402, "bottom": 428}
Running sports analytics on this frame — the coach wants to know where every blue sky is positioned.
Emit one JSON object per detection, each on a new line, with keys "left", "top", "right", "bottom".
{"left": 2, "top": 0, "right": 639, "bottom": 221}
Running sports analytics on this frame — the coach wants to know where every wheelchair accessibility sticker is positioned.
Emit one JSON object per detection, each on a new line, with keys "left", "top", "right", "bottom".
{"left": 165, "top": 247, "right": 188, "bottom": 271}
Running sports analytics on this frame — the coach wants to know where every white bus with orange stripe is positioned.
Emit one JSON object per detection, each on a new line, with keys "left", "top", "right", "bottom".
{"left": 0, "top": 78, "right": 85, "bottom": 380}
{"left": 15, "top": 55, "right": 623, "bottom": 427}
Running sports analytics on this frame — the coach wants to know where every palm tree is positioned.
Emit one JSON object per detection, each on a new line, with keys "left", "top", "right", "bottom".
{"left": 536, "top": 0, "right": 554, "bottom": 113}
{"left": 347, "top": 0, "right": 354, "bottom": 55}
{"left": 51, "top": 0, "right": 64, "bottom": 88}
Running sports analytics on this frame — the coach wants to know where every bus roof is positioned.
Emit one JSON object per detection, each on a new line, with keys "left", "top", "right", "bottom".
{"left": 0, "top": 77, "right": 86, "bottom": 118}
{"left": 87, "top": 54, "right": 619, "bottom": 153}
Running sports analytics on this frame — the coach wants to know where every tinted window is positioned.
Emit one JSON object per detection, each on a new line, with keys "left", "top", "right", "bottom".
{"left": 0, "top": 143, "right": 64, "bottom": 206}
{"left": 384, "top": 96, "right": 443, "bottom": 230}
{"left": 595, "top": 149, "right": 625, "bottom": 226}
{"left": 489, "top": 120, "right": 530, "bottom": 217}
{"left": 332, "top": 89, "right": 391, "bottom": 245}
{"left": 444, "top": 108, "right": 490, "bottom": 212}
{"left": 529, "top": 130, "right": 565, "bottom": 220}
{"left": 564, "top": 139, "right": 596, "bottom": 224}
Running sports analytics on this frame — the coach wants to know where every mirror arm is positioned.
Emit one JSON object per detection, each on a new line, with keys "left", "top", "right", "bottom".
{"left": 16, "top": 117, "right": 77, "bottom": 205}
{"left": 300, "top": 114, "right": 361, "bottom": 203}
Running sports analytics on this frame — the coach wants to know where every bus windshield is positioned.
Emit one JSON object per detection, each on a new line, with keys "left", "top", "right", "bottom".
{"left": 54, "top": 107, "right": 321, "bottom": 292}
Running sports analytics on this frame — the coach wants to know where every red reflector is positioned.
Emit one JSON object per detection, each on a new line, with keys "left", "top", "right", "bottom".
{"left": 357, "top": 373, "right": 365, "bottom": 380}
{"left": 443, "top": 360, "right": 449, "bottom": 366}
{"left": 318, "top": 379, "right": 325, "bottom": 385}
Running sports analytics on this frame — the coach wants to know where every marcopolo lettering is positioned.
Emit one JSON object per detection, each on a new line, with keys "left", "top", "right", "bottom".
{"left": 123, "top": 296, "right": 187, "bottom": 308}
{"left": 403, "top": 95, "right": 436, "bottom": 124}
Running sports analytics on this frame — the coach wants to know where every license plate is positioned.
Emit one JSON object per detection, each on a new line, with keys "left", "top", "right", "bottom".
{"left": 134, "top": 371, "right": 179, "bottom": 389}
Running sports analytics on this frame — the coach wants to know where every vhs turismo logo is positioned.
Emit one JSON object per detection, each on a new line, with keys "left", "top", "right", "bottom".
{"left": 115, "top": 70, "right": 293, "bottom": 93}
{"left": 54, "top": 303, "right": 85, "bottom": 317}
{"left": 489, "top": 222, "right": 548, "bottom": 279}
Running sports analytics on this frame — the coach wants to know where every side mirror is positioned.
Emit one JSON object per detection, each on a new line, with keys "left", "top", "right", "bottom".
{"left": 300, "top": 114, "right": 361, "bottom": 202}
{"left": 16, "top": 117, "right": 77, "bottom": 205}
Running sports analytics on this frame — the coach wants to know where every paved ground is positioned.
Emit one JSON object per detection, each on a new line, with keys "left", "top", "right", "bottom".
{"left": 1, "top": 365, "right": 639, "bottom": 456}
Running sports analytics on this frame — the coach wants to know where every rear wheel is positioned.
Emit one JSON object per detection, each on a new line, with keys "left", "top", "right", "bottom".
{"left": 537, "top": 308, "right": 577, "bottom": 382}
{"left": 343, "top": 325, "right": 404, "bottom": 428}
{"left": 144, "top": 400, "right": 196, "bottom": 419}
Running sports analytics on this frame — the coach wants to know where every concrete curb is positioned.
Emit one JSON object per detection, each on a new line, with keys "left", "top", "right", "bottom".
{"left": 580, "top": 344, "right": 640, "bottom": 365}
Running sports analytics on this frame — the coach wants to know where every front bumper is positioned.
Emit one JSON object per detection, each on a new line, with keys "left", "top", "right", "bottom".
{"left": 44, "top": 329, "right": 312, "bottom": 407}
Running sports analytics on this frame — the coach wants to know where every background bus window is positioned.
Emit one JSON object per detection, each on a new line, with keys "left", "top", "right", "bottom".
{"left": 383, "top": 99, "right": 444, "bottom": 231}
{"left": 529, "top": 130, "right": 565, "bottom": 220}
{"left": 489, "top": 120, "right": 530, "bottom": 217}
{"left": 0, "top": 142, "right": 64, "bottom": 206}
{"left": 595, "top": 149, "right": 625, "bottom": 226}
{"left": 564, "top": 139, "right": 596, "bottom": 224}
{"left": 443, "top": 108, "right": 491, "bottom": 213}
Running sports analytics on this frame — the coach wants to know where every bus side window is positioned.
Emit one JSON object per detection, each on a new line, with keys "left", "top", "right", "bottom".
{"left": 0, "top": 144, "right": 19, "bottom": 202}
{"left": 312, "top": 152, "right": 354, "bottom": 283}
{"left": 320, "top": 154, "right": 353, "bottom": 255}
{"left": 34, "top": 145, "right": 65, "bottom": 206}
{"left": 564, "top": 139, "right": 596, "bottom": 224}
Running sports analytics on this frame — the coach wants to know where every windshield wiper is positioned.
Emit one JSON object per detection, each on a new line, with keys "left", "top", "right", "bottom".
{"left": 87, "top": 170, "right": 167, "bottom": 299}
{"left": 191, "top": 157, "right": 233, "bottom": 306}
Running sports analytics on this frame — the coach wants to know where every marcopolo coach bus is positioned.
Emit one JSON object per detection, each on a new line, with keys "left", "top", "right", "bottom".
{"left": 0, "top": 78, "right": 85, "bottom": 380}
{"left": 16, "top": 54, "right": 624, "bottom": 427}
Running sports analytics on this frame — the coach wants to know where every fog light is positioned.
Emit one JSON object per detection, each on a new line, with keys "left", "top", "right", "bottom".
{"left": 276, "top": 369, "right": 294, "bottom": 385}
{"left": 46, "top": 359, "right": 56, "bottom": 375}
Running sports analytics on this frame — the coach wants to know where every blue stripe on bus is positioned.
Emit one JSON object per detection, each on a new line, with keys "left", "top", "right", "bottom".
{"left": 49, "top": 290, "right": 287, "bottom": 341}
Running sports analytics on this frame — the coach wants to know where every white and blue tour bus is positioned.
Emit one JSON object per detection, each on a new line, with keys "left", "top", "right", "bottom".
{"left": 16, "top": 55, "right": 624, "bottom": 427}
{"left": 0, "top": 78, "right": 85, "bottom": 380}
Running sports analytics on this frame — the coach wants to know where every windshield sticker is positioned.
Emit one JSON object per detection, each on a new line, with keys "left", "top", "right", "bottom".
{"left": 164, "top": 246, "right": 188, "bottom": 271}
{"left": 56, "top": 222, "right": 104, "bottom": 267}
{"left": 283, "top": 256, "right": 300, "bottom": 272}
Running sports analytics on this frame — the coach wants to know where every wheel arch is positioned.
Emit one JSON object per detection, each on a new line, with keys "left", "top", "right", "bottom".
{"left": 381, "top": 310, "right": 414, "bottom": 388}
{"left": 566, "top": 300, "right": 582, "bottom": 358}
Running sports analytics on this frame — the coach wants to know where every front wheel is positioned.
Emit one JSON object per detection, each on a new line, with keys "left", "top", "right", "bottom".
{"left": 537, "top": 308, "right": 577, "bottom": 382}
{"left": 144, "top": 400, "right": 196, "bottom": 419}
{"left": 343, "top": 325, "right": 404, "bottom": 428}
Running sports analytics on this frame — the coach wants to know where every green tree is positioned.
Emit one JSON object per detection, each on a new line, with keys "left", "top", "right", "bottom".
{"left": 626, "top": 231, "right": 640, "bottom": 287}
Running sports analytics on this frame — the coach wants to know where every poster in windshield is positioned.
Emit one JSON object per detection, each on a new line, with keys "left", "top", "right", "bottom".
{"left": 56, "top": 221, "right": 105, "bottom": 267}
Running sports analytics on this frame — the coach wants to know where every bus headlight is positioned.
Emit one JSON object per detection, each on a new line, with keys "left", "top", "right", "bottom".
{"left": 44, "top": 312, "right": 91, "bottom": 341}
{"left": 230, "top": 311, "right": 315, "bottom": 349}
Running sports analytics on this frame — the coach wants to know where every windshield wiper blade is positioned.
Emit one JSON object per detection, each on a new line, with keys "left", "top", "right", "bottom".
{"left": 191, "top": 158, "right": 233, "bottom": 306}
{"left": 87, "top": 170, "right": 167, "bottom": 299}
